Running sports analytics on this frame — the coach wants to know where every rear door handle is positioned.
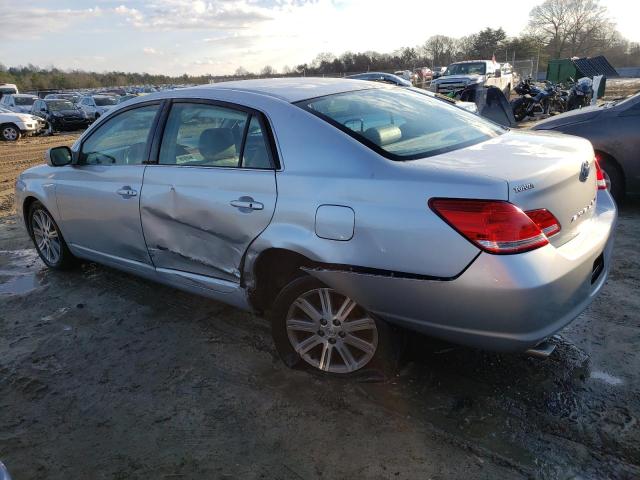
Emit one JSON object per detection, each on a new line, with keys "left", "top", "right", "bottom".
{"left": 116, "top": 186, "right": 137, "bottom": 198}
{"left": 230, "top": 198, "right": 264, "bottom": 211}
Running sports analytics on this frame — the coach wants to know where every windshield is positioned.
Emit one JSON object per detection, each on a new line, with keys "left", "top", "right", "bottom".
{"left": 0, "top": 87, "right": 17, "bottom": 94}
{"left": 47, "top": 100, "right": 75, "bottom": 111}
{"left": 94, "top": 97, "right": 118, "bottom": 106}
{"left": 444, "top": 62, "right": 486, "bottom": 76}
{"left": 15, "top": 97, "right": 36, "bottom": 106}
{"left": 297, "top": 87, "right": 503, "bottom": 160}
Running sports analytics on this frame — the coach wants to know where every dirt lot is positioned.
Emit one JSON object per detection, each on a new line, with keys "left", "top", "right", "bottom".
{"left": 1, "top": 127, "right": 640, "bottom": 479}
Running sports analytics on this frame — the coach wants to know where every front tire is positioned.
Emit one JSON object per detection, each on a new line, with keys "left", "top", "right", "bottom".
{"left": 1, "top": 124, "right": 20, "bottom": 141}
{"left": 270, "top": 276, "right": 397, "bottom": 377}
{"left": 28, "top": 201, "right": 76, "bottom": 269}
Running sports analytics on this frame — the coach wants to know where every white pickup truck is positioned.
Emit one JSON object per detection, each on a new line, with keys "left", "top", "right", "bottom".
{"left": 429, "top": 60, "right": 514, "bottom": 99}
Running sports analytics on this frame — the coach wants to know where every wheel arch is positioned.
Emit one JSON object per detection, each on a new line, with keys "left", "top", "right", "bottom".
{"left": 595, "top": 149, "right": 626, "bottom": 188}
{"left": 245, "top": 247, "right": 316, "bottom": 313}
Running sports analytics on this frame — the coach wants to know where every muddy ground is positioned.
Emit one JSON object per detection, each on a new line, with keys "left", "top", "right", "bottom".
{"left": 1, "top": 123, "right": 640, "bottom": 479}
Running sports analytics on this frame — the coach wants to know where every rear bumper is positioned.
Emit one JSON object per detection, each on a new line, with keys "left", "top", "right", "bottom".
{"left": 309, "top": 190, "right": 617, "bottom": 352}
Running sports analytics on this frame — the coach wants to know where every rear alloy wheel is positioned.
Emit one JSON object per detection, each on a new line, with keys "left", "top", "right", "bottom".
{"left": 271, "top": 276, "right": 396, "bottom": 377}
{"left": 29, "top": 201, "right": 76, "bottom": 269}
{"left": 1, "top": 124, "right": 20, "bottom": 141}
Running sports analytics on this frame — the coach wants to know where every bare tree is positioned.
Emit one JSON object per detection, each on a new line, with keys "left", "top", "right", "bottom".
{"left": 260, "top": 65, "right": 276, "bottom": 76}
{"left": 234, "top": 66, "right": 249, "bottom": 76}
{"left": 528, "top": 0, "right": 611, "bottom": 58}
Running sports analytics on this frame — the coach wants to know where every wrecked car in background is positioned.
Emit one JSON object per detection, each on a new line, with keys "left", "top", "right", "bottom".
{"left": 533, "top": 91, "right": 640, "bottom": 204}
{"left": 30, "top": 99, "right": 90, "bottom": 133}
{"left": 16, "top": 78, "right": 616, "bottom": 376}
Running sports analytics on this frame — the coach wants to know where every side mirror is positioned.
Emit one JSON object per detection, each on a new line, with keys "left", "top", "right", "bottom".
{"left": 494, "top": 69, "right": 502, "bottom": 78}
{"left": 45, "top": 146, "right": 72, "bottom": 167}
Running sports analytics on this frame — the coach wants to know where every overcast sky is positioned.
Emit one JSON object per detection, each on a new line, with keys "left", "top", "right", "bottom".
{"left": 1, "top": 0, "right": 638, "bottom": 76}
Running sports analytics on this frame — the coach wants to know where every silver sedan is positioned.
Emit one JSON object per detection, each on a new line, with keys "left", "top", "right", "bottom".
{"left": 15, "top": 78, "right": 617, "bottom": 376}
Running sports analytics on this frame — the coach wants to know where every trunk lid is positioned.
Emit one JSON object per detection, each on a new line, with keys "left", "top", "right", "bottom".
{"left": 412, "top": 130, "right": 598, "bottom": 246}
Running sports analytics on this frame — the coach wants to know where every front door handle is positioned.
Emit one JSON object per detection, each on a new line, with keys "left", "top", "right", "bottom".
{"left": 230, "top": 197, "right": 264, "bottom": 211}
{"left": 116, "top": 186, "right": 138, "bottom": 198}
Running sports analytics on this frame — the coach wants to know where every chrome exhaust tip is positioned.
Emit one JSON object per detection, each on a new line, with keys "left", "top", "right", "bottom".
{"left": 525, "top": 341, "right": 556, "bottom": 359}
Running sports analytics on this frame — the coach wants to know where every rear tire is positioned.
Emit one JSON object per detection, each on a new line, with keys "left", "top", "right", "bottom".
{"left": 28, "top": 201, "right": 77, "bottom": 269}
{"left": 269, "top": 275, "right": 399, "bottom": 378}
{"left": 1, "top": 124, "right": 20, "bottom": 141}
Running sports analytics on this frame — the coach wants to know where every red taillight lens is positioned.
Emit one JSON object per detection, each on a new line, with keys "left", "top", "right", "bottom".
{"left": 594, "top": 156, "right": 607, "bottom": 190}
{"left": 524, "top": 208, "right": 561, "bottom": 237}
{"left": 429, "top": 199, "right": 550, "bottom": 254}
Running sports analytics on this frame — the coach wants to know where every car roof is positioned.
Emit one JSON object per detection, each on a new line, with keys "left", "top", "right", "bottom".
{"left": 13, "top": 93, "right": 37, "bottom": 98}
{"left": 189, "top": 77, "right": 382, "bottom": 103}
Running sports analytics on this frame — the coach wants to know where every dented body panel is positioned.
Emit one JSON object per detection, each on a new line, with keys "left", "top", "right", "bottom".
{"left": 140, "top": 165, "right": 277, "bottom": 282}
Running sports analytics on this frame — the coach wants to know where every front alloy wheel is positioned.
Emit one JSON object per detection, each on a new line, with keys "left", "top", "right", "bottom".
{"left": 29, "top": 202, "right": 76, "bottom": 269}
{"left": 286, "top": 287, "right": 378, "bottom": 373}
{"left": 1, "top": 125, "right": 20, "bottom": 141}
{"left": 31, "top": 208, "right": 62, "bottom": 265}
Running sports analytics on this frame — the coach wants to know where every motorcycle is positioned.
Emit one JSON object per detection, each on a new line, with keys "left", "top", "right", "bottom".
{"left": 567, "top": 77, "right": 593, "bottom": 110}
{"left": 510, "top": 78, "right": 556, "bottom": 121}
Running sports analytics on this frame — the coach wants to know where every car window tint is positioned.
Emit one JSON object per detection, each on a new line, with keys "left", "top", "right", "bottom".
{"left": 81, "top": 104, "right": 159, "bottom": 166}
{"left": 241, "top": 116, "right": 273, "bottom": 169}
{"left": 159, "top": 103, "right": 248, "bottom": 167}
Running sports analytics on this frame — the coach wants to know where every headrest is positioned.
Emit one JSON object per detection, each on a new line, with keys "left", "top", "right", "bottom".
{"left": 363, "top": 125, "right": 402, "bottom": 146}
{"left": 199, "top": 128, "right": 236, "bottom": 161}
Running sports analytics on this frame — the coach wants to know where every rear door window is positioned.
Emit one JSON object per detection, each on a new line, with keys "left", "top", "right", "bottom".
{"left": 158, "top": 102, "right": 274, "bottom": 169}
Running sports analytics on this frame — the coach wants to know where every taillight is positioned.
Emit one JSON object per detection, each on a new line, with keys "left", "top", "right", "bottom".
{"left": 525, "top": 208, "right": 561, "bottom": 237}
{"left": 593, "top": 156, "right": 607, "bottom": 190}
{"left": 429, "top": 199, "right": 555, "bottom": 254}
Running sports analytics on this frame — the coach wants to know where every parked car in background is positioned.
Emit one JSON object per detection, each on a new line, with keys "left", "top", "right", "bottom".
{"left": 0, "top": 83, "right": 19, "bottom": 100}
{"left": 77, "top": 95, "right": 118, "bottom": 120}
{"left": 533, "top": 91, "right": 640, "bottom": 203}
{"left": 0, "top": 94, "right": 38, "bottom": 113}
{"left": 346, "top": 72, "right": 412, "bottom": 87}
{"left": 413, "top": 67, "right": 433, "bottom": 83}
{"left": 16, "top": 78, "right": 616, "bottom": 376}
{"left": 0, "top": 105, "right": 41, "bottom": 141}
{"left": 44, "top": 92, "right": 81, "bottom": 104}
{"left": 394, "top": 70, "right": 413, "bottom": 81}
{"left": 30, "top": 99, "right": 90, "bottom": 132}
{"left": 430, "top": 60, "right": 513, "bottom": 99}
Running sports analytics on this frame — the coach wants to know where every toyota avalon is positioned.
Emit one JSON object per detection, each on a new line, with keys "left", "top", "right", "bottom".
{"left": 15, "top": 78, "right": 617, "bottom": 376}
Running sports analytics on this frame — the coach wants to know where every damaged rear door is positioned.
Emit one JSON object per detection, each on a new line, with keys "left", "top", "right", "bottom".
{"left": 140, "top": 100, "right": 278, "bottom": 286}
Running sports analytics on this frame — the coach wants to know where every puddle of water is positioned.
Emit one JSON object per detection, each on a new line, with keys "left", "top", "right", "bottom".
{"left": 0, "top": 249, "right": 43, "bottom": 296}
{"left": 0, "top": 273, "right": 39, "bottom": 295}
{"left": 590, "top": 370, "right": 624, "bottom": 386}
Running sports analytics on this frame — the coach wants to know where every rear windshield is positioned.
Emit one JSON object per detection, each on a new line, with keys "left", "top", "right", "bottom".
{"left": 444, "top": 62, "right": 486, "bottom": 76}
{"left": 94, "top": 97, "right": 118, "bottom": 106}
{"left": 297, "top": 88, "right": 504, "bottom": 160}
{"left": 15, "top": 97, "right": 36, "bottom": 106}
